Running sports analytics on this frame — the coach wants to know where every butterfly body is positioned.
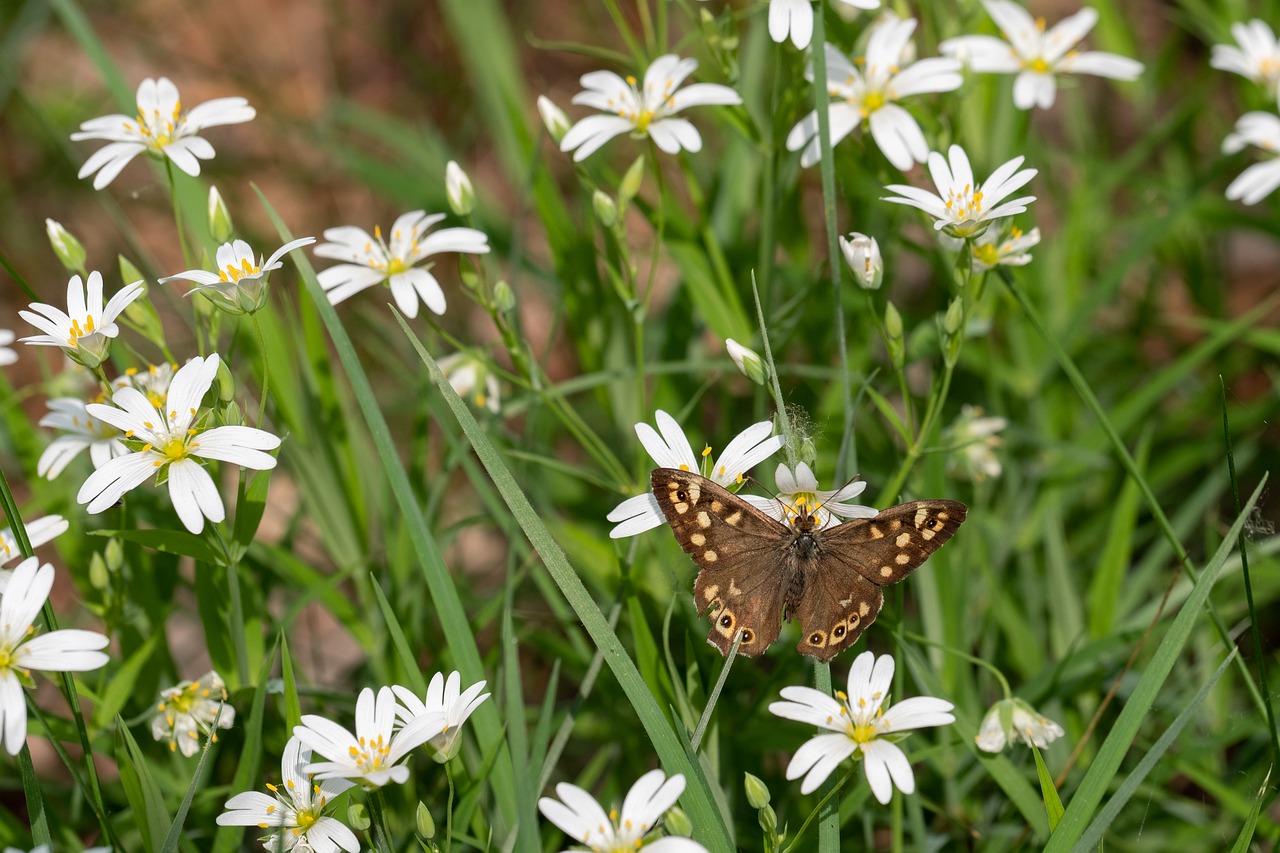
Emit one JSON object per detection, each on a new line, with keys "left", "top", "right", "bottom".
{"left": 651, "top": 468, "right": 967, "bottom": 661}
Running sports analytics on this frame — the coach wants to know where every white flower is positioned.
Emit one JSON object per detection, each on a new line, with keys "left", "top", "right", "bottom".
{"left": 112, "top": 362, "right": 179, "bottom": 408}
{"left": 72, "top": 76, "right": 255, "bottom": 189}
{"left": 216, "top": 736, "right": 359, "bottom": 852}
{"left": 883, "top": 144, "right": 1037, "bottom": 238}
{"left": 45, "top": 219, "right": 87, "bottom": 275}
{"left": 445, "top": 161, "right": 475, "bottom": 216}
{"left": 787, "top": 25, "right": 962, "bottom": 169}
{"left": 1211, "top": 19, "right": 1280, "bottom": 98}
{"left": 76, "top": 354, "right": 281, "bottom": 534}
{"left": 769, "top": 651, "right": 954, "bottom": 801}
{"left": 538, "top": 769, "right": 707, "bottom": 853}
{"left": 150, "top": 670, "right": 235, "bottom": 757}
{"left": 945, "top": 404, "right": 1007, "bottom": 481}
{"left": 313, "top": 211, "right": 489, "bottom": 318}
{"left": 438, "top": 352, "right": 500, "bottom": 413}
{"left": 1223, "top": 111, "right": 1280, "bottom": 205}
{"left": 37, "top": 397, "right": 129, "bottom": 480}
{"left": 295, "top": 686, "right": 447, "bottom": 787}
{"left": 839, "top": 232, "right": 883, "bottom": 289}
{"left": 940, "top": 1, "right": 1143, "bottom": 111}
{"left": 970, "top": 224, "right": 1040, "bottom": 272}
{"left": 560, "top": 55, "right": 742, "bottom": 161}
{"left": 743, "top": 463, "right": 876, "bottom": 531}
{"left": 391, "top": 670, "right": 490, "bottom": 763}
{"left": 162, "top": 237, "right": 316, "bottom": 315}
{"left": 0, "top": 516, "right": 70, "bottom": 593}
{"left": 606, "top": 411, "right": 784, "bottom": 538}
{"left": 724, "top": 339, "right": 766, "bottom": 384}
{"left": 537, "top": 95, "right": 572, "bottom": 142}
{"left": 975, "top": 697, "right": 1065, "bottom": 752}
{"left": 19, "top": 272, "right": 146, "bottom": 369}
{"left": 768, "top": 0, "right": 880, "bottom": 50}
{"left": 0, "top": 330, "right": 15, "bottom": 367}
{"left": 0, "top": 558, "right": 109, "bottom": 755}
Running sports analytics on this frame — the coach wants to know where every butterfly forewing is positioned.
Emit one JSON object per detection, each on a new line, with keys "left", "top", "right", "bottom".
{"left": 650, "top": 468, "right": 789, "bottom": 656}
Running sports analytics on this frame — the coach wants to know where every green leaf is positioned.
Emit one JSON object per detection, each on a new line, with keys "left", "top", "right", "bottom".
{"left": 232, "top": 468, "right": 274, "bottom": 550}
{"left": 92, "top": 529, "right": 224, "bottom": 565}
{"left": 212, "top": 638, "right": 278, "bottom": 853}
{"left": 1032, "top": 745, "right": 1065, "bottom": 831}
{"left": 1228, "top": 767, "right": 1271, "bottom": 853}
{"left": 115, "top": 719, "right": 171, "bottom": 853}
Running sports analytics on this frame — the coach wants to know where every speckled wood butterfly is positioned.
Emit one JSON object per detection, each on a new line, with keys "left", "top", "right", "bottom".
{"left": 651, "top": 468, "right": 967, "bottom": 661}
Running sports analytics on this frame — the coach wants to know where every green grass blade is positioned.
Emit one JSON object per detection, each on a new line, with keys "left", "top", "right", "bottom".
{"left": 115, "top": 718, "right": 172, "bottom": 853}
{"left": 1043, "top": 477, "right": 1266, "bottom": 850}
{"left": 1031, "top": 745, "right": 1064, "bottom": 832}
{"left": 1227, "top": 767, "right": 1271, "bottom": 853}
{"left": 17, "top": 744, "right": 51, "bottom": 847}
{"left": 211, "top": 638, "right": 278, "bottom": 853}
{"left": 396, "top": 312, "right": 734, "bottom": 850}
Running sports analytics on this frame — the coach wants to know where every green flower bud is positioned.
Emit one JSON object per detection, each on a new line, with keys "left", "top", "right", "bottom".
{"left": 105, "top": 537, "right": 124, "bottom": 572}
{"left": 89, "top": 552, "right": 109, "bottom": 591}
{"left": 207, "top": 187, "right": 233, "bottom": 243}
{"left": 663, "top": 805, "right": 693, "bottom": 838}
{"left": 744, "top": 772, "right": 771, "bottom": 808}
{"left": 885, "top": 301, "right": 905, "bottom": 371}
{"left": 493, "top": 279, "right": 516, "bottom": 313}
{"left": 619, "top": 155, "right": 645, "bottom": 207}
{"left": 537, "top": 95, "right": 571, "bottom": 143}
{"left": 416, "top": 801, "right": 436, "bottom": 839}
{"left": 445, "top": 161, "right": 476, "bottom": 216}
{"left": 347, "top": 803, "right": 370, "bottom": 831}
{"left": 215, "top": 358, "right": 235, "bottom": 403}
{"left": 725, "top": 338, "right": 766, "bottom": 385}
{"left": 46, "top": 219, "right": 87, "bottom": 276}
{"left": 593, "top": 190, "right": 618, "bottom": 227}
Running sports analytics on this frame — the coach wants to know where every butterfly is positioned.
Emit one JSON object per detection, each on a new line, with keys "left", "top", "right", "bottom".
{"left": 650, "top": 468, "right": 967, "bottom": 661}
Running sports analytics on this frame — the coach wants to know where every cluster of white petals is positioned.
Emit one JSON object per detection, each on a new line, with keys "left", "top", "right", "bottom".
{"left": 1211, "top": 19, "right": 1280, "bottom": 98}
{"left": 883, "top": 144, "right": 1037, "bottom": 237}
{"left": 72, "top": 77, "right": 255, "bottom": 189}
{"left": 1222, "top": 112, "right": 1280, "bottom": 205}
{"left": 606, "top": 411, "right": 784, "bottom": 538}
{"left": 163, "top": 237, "right": 316, "bottom": 313}
{"left": 742, "top": 463, "right": 876, "bottom": 531}
{"left": 768, "top": 0, "right": 880, "bottom": 50}
{"left": 150, "top": 670, "right": 236, "bottom": 757}
{"left": 19, "top": 272, "right": 145, "bottom": 368}
{"left": 539, "top": 769, "right": 707, "bottom": 853}
{"left": 560, "top": 55, "right": 741, "bottom": 161}
{"left": 975, "top": 697, "right": 1066, "bottom": 753}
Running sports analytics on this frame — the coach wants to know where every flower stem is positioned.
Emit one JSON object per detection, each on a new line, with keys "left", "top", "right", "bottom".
{"left": 366, "top": 788, "right": 395, "bottom": 853}
{"left": 783, "top": 766, "right": 854, "bottom": 853}
{"left": 903, "top": 630, "right": 1012, "bottom": 699}
{"left": 690, "top": 631, "right": 741, "bottom": 752}
{"left": 751, "top": 276, "right": 796, "bottom": 465}
{"left": 251, "top": 312, "right": 270, "bottom": 426}
{"left": 212, "top": 527, "right": 251, "bottom": 687}
{"left": 445, "top": 759, "right": 455, "bottom": 853}
{"left": 165, "top": 158, "right": 195, "bottom": 269}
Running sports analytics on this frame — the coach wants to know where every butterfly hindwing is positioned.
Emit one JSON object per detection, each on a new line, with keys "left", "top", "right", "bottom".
{"left": 650, "top": 468, "right": 788, "bottom": 657}
{"left": 792, "top": 500, "right": 968, "bottom": 661}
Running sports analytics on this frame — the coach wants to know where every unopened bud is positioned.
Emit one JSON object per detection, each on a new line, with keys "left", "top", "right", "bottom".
{"left": 89, "top": 552, "right": 109, "bottom": 590}
{"left": 105, "top": 537, "right": 124, "bottom": 571}
{"left": 663, "top": 806, "right": 693, "bottom": 838}
{"left": 725, "top": 338, "right": 766, "bottom": 385}
{"left": 493, "top": 279, "right": 516, "bottom": 313}
{"left": 619, "top": 155, "right": 645, "bottom": 206}
{"left": 215, "top": 358, "right": 235, "bottom": 403}
{"left": 416, "top": 801, "right": 436, "bottom": 839}
{"left": 940, "top": 297, "right": 965, "bottom": 367}
{"left": 943, "top": 296, "right": 964, "bottom": 335}
{"left": 537, "top": 95, "right": 571, "bottom": 143}
{"left": 885, "top": 301, "right": 905, "bottom": 371}
{"left": 593, "top": 190, "right": 617, "bottom": 227}
{"left": 839, "top": 232, "right": 882, "bottom": 290}
{"left": 445, "top": 161, "right": 475, "bottom": 216}
{"left": 744, "top": 772, "right": 771, "bottom": 809}
{"left": 207, "top": 187, "right": 233, "bottom": 243}
{"left": 347, "top": 803, "right": 370, "bottom": 831}
{"left": 46, "top": 219, "right": 87, "bottom": 276}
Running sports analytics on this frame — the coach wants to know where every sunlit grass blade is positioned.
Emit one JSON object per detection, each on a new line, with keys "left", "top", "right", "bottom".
{"left": 1044, "top": 477, "right": 1266, "bottom": 850}
{"left": 396, "top": 312, "right": 734, "bottom": 849}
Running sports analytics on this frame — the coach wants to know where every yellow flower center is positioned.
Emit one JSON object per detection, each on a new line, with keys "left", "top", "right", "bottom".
{"left": 633, "top": 109, "right": 655, "bottom": 132}
{"left": 1027, "top": 57, "right": 1051, "bottom": 74}
{"left": 67, "top": 315, "right": 98, "bottom": 347}
{"left": 850, "top": 722, "right": 878, "bottom": 743}
{"left": 387, "top": 257, "right": 407, "bottom": 275}
{"left": 972, "top": 243, "right": 1000, "bottom": 267}
{"left": 862, "top": 91, "right": 885, "bottom": 114}
{"left": 219, "top": 257, "right": 261, "bottom": 283}
{"left": 162, "top": 438, "right": 191, "bottom": 462}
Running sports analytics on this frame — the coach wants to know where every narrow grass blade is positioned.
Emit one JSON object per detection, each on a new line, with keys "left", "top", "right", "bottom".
{"left": 17, "top": 744, "right": 51, "bottom": 846}
{"left": 1075, "top": 649, "right": 1237, "bottom": 850}
{"left": 1031, "top": 745, "right": 1064, "bottom": 832}
{"left": 115, "top": 719, "right": 172, "bottom": 853}
{"left": 396, "top": 313, "right": 734, "bottom": 849}
{"left": 1228, "top": 767, "right": 1271, "bottom": 853}
{"left": 1044, "top": 478, "right": 1266, "bottom": 850}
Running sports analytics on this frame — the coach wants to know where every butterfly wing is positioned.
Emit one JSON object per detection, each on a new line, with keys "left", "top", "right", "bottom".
{"left": 793, "top": 500, "right": 968, "bottom": 661}
{"left": 650, "top": 468, "right": 790, "bottom": 657}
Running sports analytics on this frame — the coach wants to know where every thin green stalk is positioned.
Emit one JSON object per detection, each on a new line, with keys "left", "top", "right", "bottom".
{"left": 752, "top": 276, "right": 796, "bottom": 462}
{"left": 212, "top": 527, "right": 251, "bottom": 687}
{"left": 446, "top": 760, "right": 455, "bottom": 853}
{"left": 808, "top": 5, "right": 853, "bottom": 482}
{"left": 0, "top": 247, "right": 40, "bottom": 302}
{"left": 784, "top": 765, "right": 854, "bottom": 853}
{"left": 812, "top": 660, "right": 838, "bottom": 851}
{"left": 903, "top": 630, "right": 1012, "bottom": 698}
{"left": 1220, "top": 377, "right": 1278, "bottom": 773}
{"left": 251, "top": 312, "right": 270, "bottom": 426}
{"left": 875, "top": 363, "right": 955, "bottom": 505}
{"left": 689, "top": 633, "right": 741, "bottom": 752}
{"left": 366, "top": 789, "right": 395, "bottom": 853}
{"left": 165, "top": 158, "right": 194, "bottom": 268}
{"left": 18, "top": 744, "right": 51, "bottom": 846}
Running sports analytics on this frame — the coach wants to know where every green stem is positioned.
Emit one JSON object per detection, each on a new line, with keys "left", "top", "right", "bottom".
{"left": 366, "top": 788, "right": 396, "bottom": 853}
{"left": 689, "top": 632, "right": 741, "bottom": 752}
{"left": 18, "top": 744, "right": 51, "bottom": 846}
{"left": 446, "top": 759, "right": 455, "bottom": 853}
{"left": 212, "top": 527, "right": 251, "bottom": 687}
{"left": 752, "top": 276, "right": 796, "bottom": 465}
{"left": 812, "top": 660, "right": 839, "bottom": 851}
{"left": 903, "top": 630, "right": 1012, "bottom": 698}
{"left": 875, "top": 362, "right": 955, "bottom": 505}
{"left": 165, "top": 158, "right": 194, "bottom": 268}
{"left": 251, "top": 312, "right": 270, "bottom": 426}
{"left": 783, "top": 765, "right": 854, "bottom": 853}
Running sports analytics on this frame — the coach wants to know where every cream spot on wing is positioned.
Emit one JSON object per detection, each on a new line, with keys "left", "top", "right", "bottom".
{"left": 880, "top": 566, "right": 893, "bottom": 577}
{"left": 937, "top": 511, "right": 949, "bottom": 521}
{"left": 921, "top": 528, "right": 936, "bottom": 540}
{"left": 690, "top": 532, "right": 706, "bottom": 547}
{"left": 703, "top": 584, "right": 720, "bottom": 601}
{"left": 710, "top": 500, "right": 723, "bottom": 513}
{"left": 895, "top": 552, "right": 911, "bottom": 565}
{"left": 687, "top": 484, "right": 701, "bottom": 505}
{"left": 895, "top": 532, "right": 911, "bottom": 547}
{"left": 890, "top": 519, "right": 902, "bottom": 531}
{"left": 858, "top": 602, "right": 870, "bottom": 616}
{"left": 674, "top": 502, "right": 689, "bottom": 515}
{"left": 725, "top": 511, "right": 742, "bottom": 526}
{"left": 697, "top": 511, "right": 712, "bottom": 529}
{"left": 728, "top": 579, "right": 742, "bottom": 596}
{"left": 914, "top": 507, "right": 929, "bottom": 528}
{"left": 704, "top": 550, "right": 718, "bottom": 563}
{"left": 869, "top": 525, "right": 883, "bottom": 539}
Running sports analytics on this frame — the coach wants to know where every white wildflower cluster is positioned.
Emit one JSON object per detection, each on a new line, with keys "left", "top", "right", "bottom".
{"left": 1214, "top": 20, "right": 1280, "bottom": 204}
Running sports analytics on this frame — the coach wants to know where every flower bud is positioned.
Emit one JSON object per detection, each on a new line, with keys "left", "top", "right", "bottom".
{"left": 725, "top": 338, "right": 766, "bottom": 385}
{"left": 89, "top": 552, "right": 109, "bottom": 590}
{"left": 884, "top": 301, "right": 905, "bottom": 371}
{"left": 592, "top": 190, "right": 618, "bottom": 227}
{"left": 215, "top": 358, "right": 236, "bottom": 403}
{"left": 744, "top": 772, "right": 771, "bottom": 809}
{"left": 663, "top": 806, "right": 693, "bottom": 838}
{"left": 975, "top": 697, "right": 1065, "bottom": 753}
{"left": 207, "top": 187, "right": 233, "bottom": 243}
{"left": 619, "top": 155, "right": 645, "bottom": 207}
{"left": 46, "top": 219, "right": 87, "bottom": 276}
{"left": 839, "top": 232, "right": 882, "bottom": 289}
{"left": 493, "top": 279, "right": 516, "bottom": 313}
{"left": 940, "top": 297, "right": 965, "bottom": 367}
{"left": 347, "top": 803, "right": 370, "bottom": 831}
{"left": 416, "top": 801, "right": 436, "bottom": 839}
{"left": 537, "top": 95, "right": 571, "bottom": 143}
{"left": 445, "top": 161, "right": 476, "bottom": 216}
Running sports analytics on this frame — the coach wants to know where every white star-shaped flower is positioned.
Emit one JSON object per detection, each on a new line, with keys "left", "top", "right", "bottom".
{"left": 37, "top": 397, "right": 128, "bottom": 481}
{"left": 1211, "top": 19, "right": 1280, "bottom": 98}
{"left": 72, "top": 77, "right": 255, "bottom": 189}
{"left": 150, "top": 670, "right": 236, "bottom": 757}
{"left": 606, "top": 410, "right": 784, "bottom": 539}
{"left": 313, "top": 211, "right": 489, "bottom": 318}
{"left": 741, "top": 463, "right": 876, "bottom": 531}
{"left": 970, "top": 224, "right": 1040, "bottom": 272}
{"left": 559, "top": 55, "right": 742, "bottom": 161}
{"left": 883, "top": 144, "right": 1037, "bottom": 238}
{"left": 391, "top": 670, "right": 490, "bottom": 763}
{"left": 217, "top": 736, "right": 359, "bottom": 852}
{"left": 0, "top": 330, "right": 17, "bottom": 367}
{"left": 76, "top": 354, "right": 281, "bottom": 534}
{"left": 293, "top": 686, "right": 445, "bottom": 788}
{"left": 787, "top": 21, "right": 962, "bottom": 170}
{"left": 975, "top": 697, "right": 1065, "bottom": 753}
{"left": 768, "top": 0, "right": 880, "bottom": 50}
{"left": 940, "top": 1, "right": 1143, "bottom": 110}
{"left": 1223, "top": 111, "right": 1280, "bottom": 205}
{"left": 538, "top": 769, "right": 708, "bottom": 853}
{"left": 162, "top": 237, "right": 315, "bottom": 315}
{"left": 769, "top": 651, "right": 954, "bottom": 801}
{"left": 0, "top": 558, "right": 110, "bottom": 755}
{"left": 0, "top": 516, "right": 70, "bottom": 593}
{"left": 19, "top": 272, "right": 145, "bottom": 369}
